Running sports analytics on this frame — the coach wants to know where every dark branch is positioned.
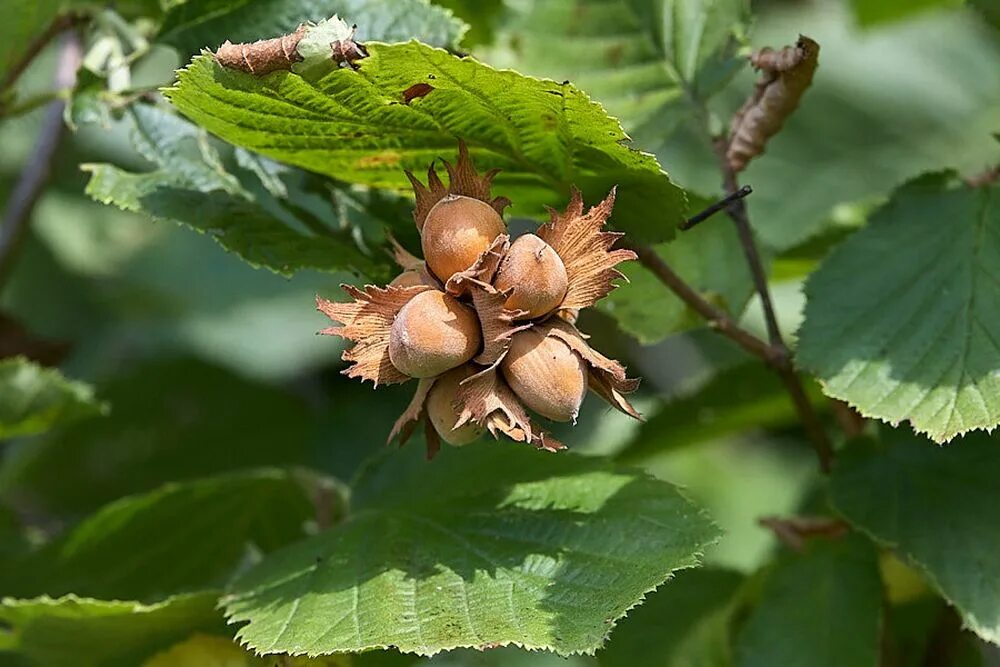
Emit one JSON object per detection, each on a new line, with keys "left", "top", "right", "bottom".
{"left": 679, "top": 185, "right": 753, "bottom": 231}
{"left": 0, "top": 32, "right": 82, "bottom": 290}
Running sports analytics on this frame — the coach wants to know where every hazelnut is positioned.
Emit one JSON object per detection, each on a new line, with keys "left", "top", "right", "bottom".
{"left": 494, "top": 234, "right": 568, "bottom": 319}
{"left": 388, "top": 290, "right": 481, "bottom": 378}
{"left": 389, "top": 270, "right": 426, "bottom": 288}
{"left": 426, "top": 366, "right": 483, "bottom": 446}
{"left": 421, "top": 195, "right": 505, "bottom": 282}
{"left": 500, "top": 326, "right": 587, "bottom": 422}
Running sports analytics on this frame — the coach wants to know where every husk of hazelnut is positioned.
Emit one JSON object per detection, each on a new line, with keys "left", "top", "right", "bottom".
{"left": 317, "top": 142, "right": 640, "bottom": 458}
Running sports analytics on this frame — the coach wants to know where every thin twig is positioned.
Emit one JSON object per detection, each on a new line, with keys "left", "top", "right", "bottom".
{"left": 0, "top": 12, "right": 85, "bottom": 93}
{"left": 626, "top": 242, "right": 774, "bottom": 361}
{"left": 0, "top": 32, "right": 82, "bottom": 290}
{"left": 711, "top": 139, "right": 835, "bottom": 472}
{"left": 679, "top": 185, "right": 753, "bottom": 231}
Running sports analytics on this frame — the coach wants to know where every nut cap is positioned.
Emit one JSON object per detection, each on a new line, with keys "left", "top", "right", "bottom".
{"left": 388, "top": 290, "right": 481, "bottom": 378}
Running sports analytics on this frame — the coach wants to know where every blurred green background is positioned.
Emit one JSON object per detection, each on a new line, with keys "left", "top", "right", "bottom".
{"left": 1, "top": 0, "right": 998, "bottom": 664}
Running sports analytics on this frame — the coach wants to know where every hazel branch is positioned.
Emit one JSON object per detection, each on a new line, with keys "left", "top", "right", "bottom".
{"left": 0, "top": 32, "right": 82, "bottom": 291}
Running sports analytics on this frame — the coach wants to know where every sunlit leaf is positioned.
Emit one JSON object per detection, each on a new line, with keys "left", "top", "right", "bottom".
{"left": 0, "top": 357, "right": 106, "bottom": 440}
{"left": 224, "top": 444, "right": 719, "bottom": 656}
{"left": 797, "top": 173, "right": 1000, "bottom": 443}
{"left": 165, "top": 43, "right": 687, "bottom": 243}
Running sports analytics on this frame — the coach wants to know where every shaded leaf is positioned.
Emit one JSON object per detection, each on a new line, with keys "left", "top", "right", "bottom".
{"left": 0, "top": 593, "right": 227, "bottom": 667}
{"left": 830, "top": 429, "right": 1000, "bottom": 645}
{"left": 599, "top": 567, "right": 744, "bottom": 667}
{"left": 495, "top": 0, "right": 749, "bottom": 139}
{"left": 0, "top": 357, "right": 106, "bottom": 440}
{"left": 143, "top": 633, "right": 351, "bottom": 666}
{"left": 224, "top": 444, "right": 719, "bottom": 657}
{"left": 797, "top": 173, "right": 1000, "bottom": 443}
{"left": 0, "top": 358, "right": 314, "bottom": 516}
{"left": 158, "top": 0, "right": 467, "bottom": 58}
{"left": 735, "top": 535, "right": 882, "bottom": 667}
{"left": 6, "top": 470, "right": 316, "bottom": 600}
{"left": 84, "top": 103, "right": 387, "bottom": 279}
{"left": 165, "top": 43, "right": 686, "bottom": 243}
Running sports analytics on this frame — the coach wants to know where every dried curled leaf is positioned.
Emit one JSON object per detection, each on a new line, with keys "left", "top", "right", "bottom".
{"left": 546, "top": 319, "right": 641, "bottom": 420}
{"left": 726, "top": 36, "right": 820, "bottom": 172}
{"left": 467, "top": 281, "right": 531, "bottom": 367}
{"left": 405, "top": 141, "right": 511, "bottom": 231}
{"left": 215, "top": 25, "right": 307, "bottom": 75}
{"left": 388, "top": 377, "right": 437, "bottom": 457}
{"left": 445, "top": 234, "right": 508, "bottom": 296}
{"left": 537, "top": 187, "right": 636, "bottom": 310}
{"left": 455, "top": 368, "right": 564, "bottom": 452}
{"left": 317, "top": 284, "right": 430, "bottom": 386}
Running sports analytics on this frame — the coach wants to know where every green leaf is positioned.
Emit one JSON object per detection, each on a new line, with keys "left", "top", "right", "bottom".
{"left": 598, "top": 193, "right": 755, "bottom": 343}
{"left": 0, "top": 358, "right": 314, "bottom": 516}
{"left": 223, "top": 444, "right": 720, "bottom": 657}
{"left": 599, "top": 568, "right": 744, "bottom": 667}
{"left": 84, "top": 103, "right": 388, "bottom": 279}
{"left": 158, "top": 0, "right": 467, "bottom": 58}
{"left": 0, "top": 593, "right": 227, "bottom": 667}
{"left": 617, "top": 363, "right": 826, "bottom": 462}
{"left": 850, "top": 0, "right": 965, "bottom": 27}
{"left": 0, "top": 357, "right": 107, "bottom": 440}
{"left": 7, "top": 470, "right": 317, "bottom": 600}
{"left": 735, "top": 535, "right": 883, "bottom": 667}
{"left": 165, "top": 43, "right": 687, "bottom": 243}
{"left": 830, "top": 429, "right": 1000, "bottom": 645}
{"left": 495, "top": 0, "right": 749, "bottom": 139}
{"left": 797, "top": 173, "right": 1000, "bottom": 443}
{"left": 430, "top": 0, "right": 502, "bottom": 47}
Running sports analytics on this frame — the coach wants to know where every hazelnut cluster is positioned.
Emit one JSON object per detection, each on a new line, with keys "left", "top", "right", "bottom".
{"left": 317, "top": 144, "right": 641, "bottom": 456}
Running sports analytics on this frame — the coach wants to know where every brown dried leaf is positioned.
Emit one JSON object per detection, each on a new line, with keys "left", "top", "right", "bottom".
{"left": 467, "top": 281, "right": 532, "bottom": 367}
{"left": 455, "top": 368, "right": 564, "bottom": 452}
{"left": 405, "top": 141, "right": 511, "bottom": 231}
{"left": 726, "top": 36, "right": 820, "bottom": 172}
{"left": 537, "top": 187, "right": 636, "bottom": 310}
{"left": 444, "top": 234, "right": 508, "bottom": 296}
{"left": 215, "top": 25, "right": 307, "bottom": 75}
{"left": 546, "top": 319, "right": 641, "bottom": 420}
{"left": 388, "top": 377, "right": 436, "bottom": 445}
{"left": 316, "top": 284, "right": 430, "bottom": 386}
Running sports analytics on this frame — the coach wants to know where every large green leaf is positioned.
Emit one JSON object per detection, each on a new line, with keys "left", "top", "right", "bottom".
{"left": 0, "top": 358, "right": 314, "bottom": 516}
{"left": 598, "top": 193, "right": 754, "bottom": 343}
{"left": 5, "top": 470, "right": 316, "bottom": 600}
{"left": 0, "top": 357, "right": 107, "bottom": 440}
{"left": 598, "top": 567, "right": 744, "bottom": 667}
{"left": 223, "top": 444, "right": 719, "bottom": 657}
{"left": 0, "top": 593, "right": 227, "bottom": 667}
{"left": 493, "top": 0, "right": 749, "bottom": 140}
{"left": 165, "top": 43, "right": 687, "bottom": 243}
{"left": 797, "top": 173, "right": 1000, "bottom": 443}
{"left": 830, "top": 429, "right": 1000, "bottom": 645}
{"left": 617, "top": 363, "right": 826, "bottom": 462}
{"left": 158, "top": 0, "right": 467, "bottom": 57}
{"left": 84, "top": 103, "right": 390, "bottom": 279}
{"left": 735, "top": 535, "right": 883, "bottom": 667}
